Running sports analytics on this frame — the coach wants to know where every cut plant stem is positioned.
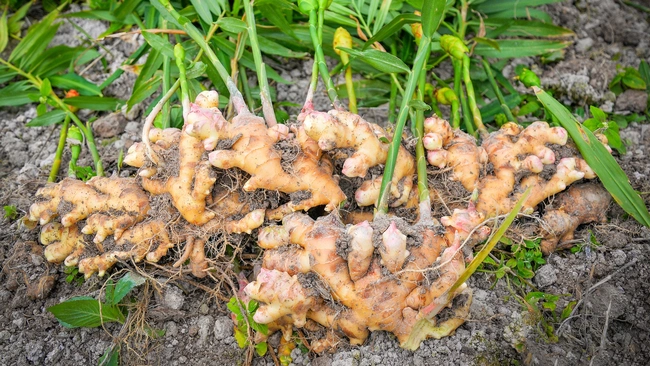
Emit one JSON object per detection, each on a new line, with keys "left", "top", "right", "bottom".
{"left": 414, "top": 67, "right": 432, "bottom": 224}
{"left": 48, "top": 115, "right": 70, "bottom": 182}
{"left": 462, "top": 55, "right": 487, "bottom": 137}
{"left": 244, "top": 0, "right": 278, "bottom": 126}
{"left": 376, "top": 35, "right": 432, "bottom": 215}
{"left": 308, "top": 9, "right": 343, "bottom": 110}
{"left": 481, "top": 58, "right": 515, "bottom": 123}
{"left": 158, "top": 0, "right": 249, "bottom": 115}
{"left": 161, "top": 20, "right": 172, "bottom": 129}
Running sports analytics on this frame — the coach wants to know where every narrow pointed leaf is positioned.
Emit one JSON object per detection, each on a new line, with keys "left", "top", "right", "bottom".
{"left": 25, "top": 109, "right": 67, "bottom": 127}
{"left": 141, "top": 30, "right": 176, "bottom": 59}
{"left": 50, "top": 73, "right": 102, "bottom": 96}
{"left": 362, "top": 14, "right": 420, "bottom": 50}
{"left": 190, "top": 0, "right": 213, "bottom": 24}
{"left": 474, "top": 39, "right": 571, "bottom": 58}
{"left": 420, "top": 0, "right": 446, "bottom": 38}
{"left": 64, "top": 96, "right": 125, "bottom": 111}
{"left": 534, "top": 87, "right": 650, "bottom": 227}
{"left": 337, "top": 47, "right": 410, "bottom": 74}
{"left": 9, "top": 11, "right": 60, "bottom": 69}
{"left": 482, "top": 19, "right": 573, "bottom": 38}
{"left": 475, "top": 0, "right": 564, "bottom": 14}
{"left": 0, "top": 10, "right": 8, "bottom": 53}
{"left": 259, "top": 5, "right": 297, "bottom": 39}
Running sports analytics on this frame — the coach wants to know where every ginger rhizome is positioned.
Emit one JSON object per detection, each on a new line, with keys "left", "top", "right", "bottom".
{"left": 246, "top": 213, "right": 471, "bottom": 352}
{"left": 23, "top": 87, "right": 612, "bottom": 353}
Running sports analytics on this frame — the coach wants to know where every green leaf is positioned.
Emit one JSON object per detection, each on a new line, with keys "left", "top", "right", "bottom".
{"left": 141, "top": 31, "right": 176, "bottom": 59}
{"left": 98, "top": 344, "right": 120, "bottom": 366}
{"left": 473, "top": 37, "right": 500, "bottom": 50}
{"left": 259, "top": 5, "right": 297, "bottom": 39}
{"left": 474, "top": 39, "right": 571, "bottom": 59}
{"left": 257, "top": 36, "right": 308, "bottom": 58}
{"left": 490, "top": 8, "right": 552, "bottom": 23}
{"left": 9, "top": 11, "right": 60, "bottom": 70}
{"left": 234, "top": 327, "right": 248, "bottom": 348}
{"left": 218, "top": 17, "right": 248, "bottom": 34}
{"left": 47, "top": 297, "right": 125, "bottom": 328}
{"left": 128, "top": 76, "right": 161, "bottom": 111}
{"left": 107, "top": 272, "right": 146, "bottom": 306}
{"left": 337, "top": 47, "right": 410, "bottom": 74}
{"left": 186, "top": 61, "right": 207, "bottom": 79}
{"left": 64, "top": 96, "right": 125, "bottom": 111}
{"left": 534, "top": 87, "right": 650, "bottom": 227}
{"left": 255, "top": 342, "right": 268, "bottom": 357}
{"left": 0, "top": 82, "right": 34, "bottom": 107}
{"left": 362, "top": 14, "right": 420, "bottom": 50}
{"left": 622, "top": 71, "right": 647, "bottom": 90}
{"left": 589, "top": 105, "right": 607, "bottom": 122}
{"left": 474, "top": 0, "right": 563, "bottom": 14}
{"left": 50, "top": 73, "right": 102, "bottom": 96}
{"left": 408, "top": 99, "right": 431, "bottom": 111}
{"left": 421, "top": 0, "right": 446, "bottom": 38}
{"left": 7, "top": 1, "right": 33, "bottom": 35}
{"left": 639, "top": 61, "right": 650, "bottom": 89}
{"left": 190, "top": 0, "right": 213, "bottom": 24}
{"left": 0, "top": 10, "right": 8, "bottom": 54}
{"left": 561, "top": 301, "right": 577, "bottom": 320}
{"left": 40, "top": 78, "right": 52, "bottom": 97}
{"left": 113, "top": 0, "right": 143, "bottom": 23}
{"left": 482, "top": 19, "right": 573, "bottom": 38}
{"left": 26, "top": 109, "right": 66, "bottom": 127}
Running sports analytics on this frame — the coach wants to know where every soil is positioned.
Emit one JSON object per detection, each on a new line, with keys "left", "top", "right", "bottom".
{"left": 1, "top": 1, "right": 650, "bottom": 365}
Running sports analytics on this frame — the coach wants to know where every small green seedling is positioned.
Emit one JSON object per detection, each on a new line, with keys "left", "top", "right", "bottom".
{"left": 583, "top": 106, "right": 626, "bottom": 154}
{"left": 3, "top": 205, "right": 18, "bottom": 220}
{"left": 227, "top": 297, "right": 268, "bottom": 357}
{"left": 609, "top": 66, "right": 647, "bottom": 96}
{"left": 64, "top": 266, "right": 85, "bottom": 286}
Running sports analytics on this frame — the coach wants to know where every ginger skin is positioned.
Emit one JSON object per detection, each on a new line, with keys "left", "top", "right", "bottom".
{"left": 540, "top": 183, "right": 611, "bottom": 254}
{"left": 246, "top": 213, "right": 469, "bottom": 352}
{"left": 303, "top": 109, "right": 415, "bottom": 207}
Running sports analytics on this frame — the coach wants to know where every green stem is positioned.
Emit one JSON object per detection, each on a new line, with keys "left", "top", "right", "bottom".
{"left": 376, "top": 36, "right": 432, "bottom": 215}
{"left": 414, "top": 65, "right": 431, "bottom": 222}
{"left": 48, "top": 115, "right": 70, "bottom": 182}
{"left": 244, "top": 0, "right": 277, "bottom": 126}
{"left": 451, "top": 100, "right": 460, "bottom": 129}
{"left": 453, "top": 59, "right": 473, "bottom": 133}
{"left": 462, "top": 55, "right": 487, "bottom": 137}
{"left": 175, "top": 44, "right": 190, "bottom": 117}
{"left": 158, "top": 0, "right": 249, "bottom": 115}
{"left": 481, "top": 57, "right": 515, "bottom": 123}
{"left": 161, "top": 20, "right": 172, "bottom": 129}
{"left": 309, "top": 9, "right": 343, "bottom": 110}
{"left": 240, "top": 65, "right": 255, "bottom": 111}
{"left": 343, "top": 57, "right": 357, "bottom": 113}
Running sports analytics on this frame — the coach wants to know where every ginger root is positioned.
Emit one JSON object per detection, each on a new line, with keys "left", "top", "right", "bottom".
{"left": 303, "top": 109, "right": 415, "bottom": 207}
{"left": 246, "top": 212, "right": 471, "bottom": 352}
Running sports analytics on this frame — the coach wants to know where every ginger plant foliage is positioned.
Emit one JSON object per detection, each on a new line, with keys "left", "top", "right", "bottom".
{"left": 24, "top": 95, "right": 610, "bottom": 352}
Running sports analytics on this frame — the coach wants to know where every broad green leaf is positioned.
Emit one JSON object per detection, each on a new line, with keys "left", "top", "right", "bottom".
{"left": 50, "top": 73, "right": 102, "bottom": 96}
{"left": 482, "top": 19, "right": 573, "bottom": 38}
{"left": 107, "top": 272, "right": 146, "bottom": 306}
{"left": 534, "top": 87, "right": 650, "bottom": 227}
{"left": 337, "top": 47, "right": 410, "bottom": 73}
{"left": 233, "top": 327, "right": 248, "bottom": 348}
{"left": 141, "top": 31, "right": 176, "bottom": 60}
{"left": 190, "top": 0, "right": 213, "bottom": 24}
{"left": 9, "top": 11, "right": 60, "bottom": 69}
{"left": 622, "top": 71, "right": 647, "bottom": 90}
{"left": 589, "top": 105, "right": 607, "bottom": 122}
{"left": 47, "top": 297, "right": 125, "bottom": 328}
{"left": 0, "top": 10, "right": 8, "bottom": 53}
{"left": 474, "top": 39, "right": 571, "bottom": 58}
{"left": 474, "top": 0, "right": 563, "bottom": 14}
{"left": 26, "top": 109, "right": 66, "bottom": 127}
{"left": 40, "top": 78, "right": 52, "bottom": 97}
{"left": 255, "top": 342, "right": 268, "bottom": 357}
{"left": 363, "top": 13, "right": 420, "bottom": 50}
{"left": 218, "top": 17, "right": 247, "bottom": 33}
{"left": 420, "top": 0, "right": 446, "bottom": 38}
{"left": 64, "top": 96, "right": 125, "bottom": 111}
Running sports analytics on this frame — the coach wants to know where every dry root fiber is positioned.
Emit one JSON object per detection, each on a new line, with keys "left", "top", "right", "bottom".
{"left": 23, "top": 89, "right": 613, "bottom": 352}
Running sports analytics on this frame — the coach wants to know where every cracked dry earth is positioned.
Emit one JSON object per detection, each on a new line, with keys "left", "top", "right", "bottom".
{"left": 1, "top": 0, "right": 650, "bottom": 365}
